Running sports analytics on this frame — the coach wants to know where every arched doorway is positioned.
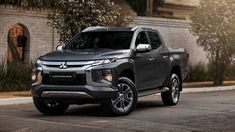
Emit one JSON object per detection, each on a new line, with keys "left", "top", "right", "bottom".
{"left": 7, "top": 23, "right": 30, "bottom": 63}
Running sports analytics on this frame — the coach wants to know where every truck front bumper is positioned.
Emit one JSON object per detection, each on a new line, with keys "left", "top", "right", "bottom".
{"left": 31, "top": 59, "right": 121, "bottom": 102}
{"left": 31, "top": 84, "right": 118, "bottom": 99}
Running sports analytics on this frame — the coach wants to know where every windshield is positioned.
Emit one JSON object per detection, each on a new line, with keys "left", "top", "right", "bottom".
{"left": 64, "top": 31, "right": 134, "bottom": 50}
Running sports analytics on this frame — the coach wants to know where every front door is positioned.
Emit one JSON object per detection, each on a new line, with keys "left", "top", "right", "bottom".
{"left": 134, "top": 31, "right": 156, "bottom": 90}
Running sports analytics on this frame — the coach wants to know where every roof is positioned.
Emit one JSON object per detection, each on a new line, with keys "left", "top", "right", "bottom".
{"left": 82, "top": 26, "right": 152, "bottom": 32}
{"left": 82, "top": 27, "right": 133, "bottom": 32}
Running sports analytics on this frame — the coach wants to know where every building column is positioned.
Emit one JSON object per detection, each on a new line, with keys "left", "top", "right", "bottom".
{"left": 146, "top": 0, "right": 153, "bottom": 16}
{"left": 52, "top": 27, "right": 55, "bottom": 51}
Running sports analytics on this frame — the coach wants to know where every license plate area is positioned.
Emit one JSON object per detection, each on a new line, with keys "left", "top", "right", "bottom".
{"left": 50, "top": 72, "right": 75, "bottom": 82}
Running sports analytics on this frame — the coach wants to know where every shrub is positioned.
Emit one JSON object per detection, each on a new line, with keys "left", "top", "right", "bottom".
{"left": 188, "top": 62, "right": 212, "bottom": 82}
{"left": 0, "top": 0, "right": 57, "bottom": 9}
{"left": 0, "top": 61, "right": 31, "bottom": 92}
{"left": 188, "top": 62, "right": 235, "bottom": 82}
{"left": 224, "top": 64, "right": 235, "bottom": 81}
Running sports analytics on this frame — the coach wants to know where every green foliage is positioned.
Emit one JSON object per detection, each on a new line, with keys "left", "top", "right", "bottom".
{"left": 191, "top": 0, "right": 235, "bottom": 85}
{"left": 48, "top": 0, "right": 131, "bottom": 40}
{"left": 188, "top": 62, "right": 235, "bottom": 82}
{"left": 0, "top": 0, "right": 18, "bottom": 5}
{"left": 0, "top": 61, "right": 31, "bottom": 92}
{"left": 224, "top": 63, "right": 235, "bottom": 81}
{"left": 0, "top": 0, "right": 57, "bottom": 8}
{"left": 188, "top": 62, "right": 212, "bottom": 82}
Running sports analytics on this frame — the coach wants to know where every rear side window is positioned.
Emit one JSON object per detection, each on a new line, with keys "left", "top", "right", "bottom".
{"left": 148, "top": 31, "right": 162, "bottom": 49}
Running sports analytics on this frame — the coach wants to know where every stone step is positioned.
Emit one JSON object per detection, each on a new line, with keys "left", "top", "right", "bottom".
{"left": 131, "top": 17, "right": 191, "bottom": 28}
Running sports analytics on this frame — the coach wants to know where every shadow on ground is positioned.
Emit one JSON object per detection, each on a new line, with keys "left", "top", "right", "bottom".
{"left": 31, "top": 100, "right": 166, "bottom": 117}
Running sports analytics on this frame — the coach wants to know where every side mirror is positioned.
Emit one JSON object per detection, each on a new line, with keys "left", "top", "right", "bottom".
{"left": 56, "top": 44, "right": 64, "bottom": 51}
{"left": 136, "top": 44, "right": 152, "bottom": 52}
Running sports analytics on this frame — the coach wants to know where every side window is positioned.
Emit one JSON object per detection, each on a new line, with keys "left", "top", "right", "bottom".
{"left": 148, "top": 31, "right": 162, "bottom": 49}
{"left": 135, "top": 31, "right": 149, "bottom": 47}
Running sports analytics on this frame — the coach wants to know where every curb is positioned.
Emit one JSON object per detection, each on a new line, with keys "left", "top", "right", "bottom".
{"left": 182, "top": 85, "right": 235, "bottom": 93}
{"left": 0, "top": 86, "right": 234, "bottom": 106}
{"left": 0, "top": 97, "right": 32, "bottom": 106}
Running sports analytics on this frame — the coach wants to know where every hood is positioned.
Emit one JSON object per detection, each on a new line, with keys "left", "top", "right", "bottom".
{"left": 39, "top": 49, "right": 133, "bottom": 61}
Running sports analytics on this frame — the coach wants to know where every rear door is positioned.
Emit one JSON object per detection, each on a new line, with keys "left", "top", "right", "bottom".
{"left": 147, "top": 30, "right": 169, "bottom": 87}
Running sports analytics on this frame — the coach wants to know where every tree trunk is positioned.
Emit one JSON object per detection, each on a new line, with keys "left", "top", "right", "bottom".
{"left": 146, "top": 0, "right": 153, "bottom": 16}
{"left": 213, "top": 51, "right": 225, "bottom": 86}
{"left": 218, "top": 64, "right": 225, "bottom": 85}
{"left": 213, "top": 64, "right": 224, "bottom": 86}
{"left": 212, "top": 49, "right": 225, "bottom": 86}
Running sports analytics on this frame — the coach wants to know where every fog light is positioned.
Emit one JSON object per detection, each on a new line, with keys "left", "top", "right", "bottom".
{"left": 102, "top": 69, "right": 112, "bottom": 82}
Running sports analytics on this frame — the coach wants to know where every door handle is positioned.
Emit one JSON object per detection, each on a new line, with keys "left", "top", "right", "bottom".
{"left": 163, "top": 56, "right": 168, "bottom": 59}
{"left": 148, "top": 58, "right": 155, "bottom": 61}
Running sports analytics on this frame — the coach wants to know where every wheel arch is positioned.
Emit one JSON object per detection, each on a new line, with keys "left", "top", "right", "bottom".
{"left": 119, "top": 69, "right": 135, "bottom": 84}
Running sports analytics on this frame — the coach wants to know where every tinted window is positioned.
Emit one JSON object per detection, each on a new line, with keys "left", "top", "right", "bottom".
{"left": 135, "top": 31, "right": 149, "bottom": 46}
{"left": 148, "top": 31, "right": 162, "bottom": 49}
{"left": 64, "top": 31, "right": 133, "bottom": 50}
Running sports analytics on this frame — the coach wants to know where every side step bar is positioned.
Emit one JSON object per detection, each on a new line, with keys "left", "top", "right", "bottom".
{"left": 138, "top": 87, "right": 169, "bottom": 97}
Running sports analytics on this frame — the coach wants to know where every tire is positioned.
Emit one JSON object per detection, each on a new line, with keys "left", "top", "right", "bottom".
{"left": 107, "top": 77, "right": 137, "bottom": 116}
{"left": 33, "top": 97, "right": 69, "bottom": 115}
{"left": 161, "top": 73, "right": 181, "bottom": 106}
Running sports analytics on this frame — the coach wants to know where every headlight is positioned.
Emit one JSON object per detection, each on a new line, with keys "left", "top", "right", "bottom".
{"left": 32, "top": 68, "right": 42, "bottom": 86}
{"left": 102, "top": 69, "right": 112, "bottom": 82}
{"left": 90, "top": 69, "right": 113, "bottom": 83}
{"left": 93, "top": 58, "right": 117, "bottom": 66}
{"left": 36, "top": 59, "right": 42, "bottom": 67}
{"left": 32, "top": 60, "right": 43, "bottom": 86}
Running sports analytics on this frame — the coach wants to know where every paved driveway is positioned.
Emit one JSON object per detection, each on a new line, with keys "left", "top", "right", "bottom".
{"left": 0, "top": 90, "right": 235, "bottom": 132}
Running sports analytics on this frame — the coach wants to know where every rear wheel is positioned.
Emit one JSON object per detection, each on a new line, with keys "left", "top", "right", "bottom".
{"left": 107, "top": 77, "right": 137, "bottom": 116}
{"left": 161, "top": 73, "right": 181, "bottom": 105}
{"left": 33, "top": 97, "right": 69, "bottom": 115}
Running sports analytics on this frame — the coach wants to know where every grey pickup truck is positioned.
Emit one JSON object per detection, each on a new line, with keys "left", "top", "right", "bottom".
{"left": 31, "top": 26, "right": 189, "bottom": 116}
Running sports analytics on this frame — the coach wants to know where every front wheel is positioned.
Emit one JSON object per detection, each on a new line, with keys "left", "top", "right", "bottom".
{"left": 33, "top": 97, "right": 69, "bottom": 115}
{"left": 161, "top": 73, "right": 181, "bottom": 106}
{"left": 107, "top": 77, "right": 137, "bottom": 116}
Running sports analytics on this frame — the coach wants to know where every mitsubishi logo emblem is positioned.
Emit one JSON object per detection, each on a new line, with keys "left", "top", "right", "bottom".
{"left": 59, "top": 62, "right": 68, "bottom": 69}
